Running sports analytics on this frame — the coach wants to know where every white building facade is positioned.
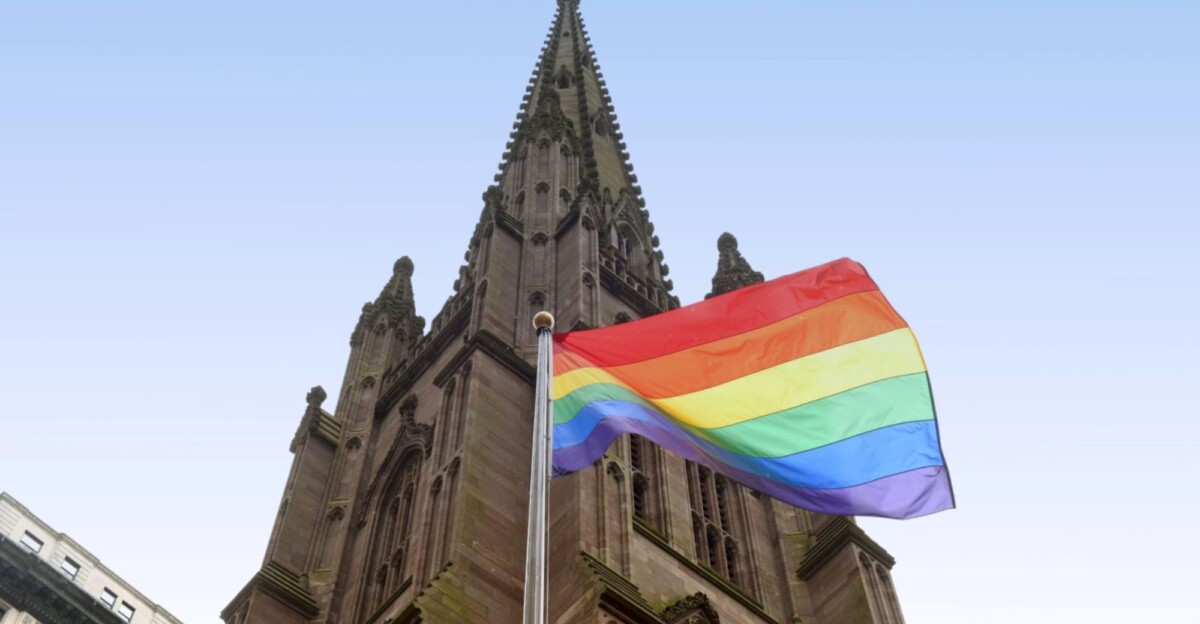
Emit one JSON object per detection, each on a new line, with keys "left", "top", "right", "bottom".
{"left": 0, "top": 492, "right": 183, "bottom": 624}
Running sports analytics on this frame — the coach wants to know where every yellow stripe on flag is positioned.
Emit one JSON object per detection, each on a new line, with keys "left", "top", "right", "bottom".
{"left": 554, "top": 328, "right": 926, "bottom": 429}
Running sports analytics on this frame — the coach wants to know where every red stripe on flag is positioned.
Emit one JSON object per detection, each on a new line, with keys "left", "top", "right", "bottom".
{"left": 554, "top": 257, "right": 878, "bottom": 368}
{"left": 553, "top": 290, "right": 907, "bottom": 397}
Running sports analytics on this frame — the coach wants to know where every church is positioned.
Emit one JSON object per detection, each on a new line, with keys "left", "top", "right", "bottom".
{"left": 222, "top": 2, "right": 908, "bottom": 622}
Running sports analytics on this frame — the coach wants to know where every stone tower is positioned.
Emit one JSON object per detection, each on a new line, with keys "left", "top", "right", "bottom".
{"left": 222, "top": 2, "right": 908, "bottom": 623}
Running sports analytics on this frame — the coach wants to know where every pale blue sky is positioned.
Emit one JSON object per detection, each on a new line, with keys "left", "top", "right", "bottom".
{"left": 1, "top": 1, "right": 1197, "bottom": 622}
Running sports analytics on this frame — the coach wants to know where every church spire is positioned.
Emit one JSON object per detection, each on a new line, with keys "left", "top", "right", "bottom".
{"left": 457, "top": 0, "right": 677, "bottom": 338}
{"left": 707, "top": 232, "right": 764, "bottom": 298}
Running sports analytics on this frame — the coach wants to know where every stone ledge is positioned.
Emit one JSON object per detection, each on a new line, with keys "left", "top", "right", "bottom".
{"left": 220, "top": 560, "right": 318, "bottom": 620}
{"left": 797, "top": 516, "right": 894, "bottom": 581}
{"left": 496, "top": 210, "right": 525, "bottom": 239}
{"left": 315, "top": 411, "right": 342, "bottom": 446}
{"left": 581, "top": 551, "right": 662, "bottom": 623}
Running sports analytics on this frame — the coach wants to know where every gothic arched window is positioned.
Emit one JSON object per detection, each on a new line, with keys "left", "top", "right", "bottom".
{"left": 535, "top": 182, "right": 551, "bottom": 218}
{"left": 559, "top": 187, "right": 572, "bottom": 214}
{"left": 628, "top": 434, "right": 665, "bottom": 533}
{"left": 715, "top": 477, "right": 731, "bottom": 533}
{"left": 858, "top": 553, "right": 903, "bottom": 624}
{"left": 686, "top": 461, "right": 744, "bottom": 589}
{"left": 615, "top": 224, "right": 646, "bottom": 278}
{"left": 559, "top": 143, "right": 573, "bottom": 183}
{"left": 537, "top": 139, "right": 551, "bottom": 179}
{"left": 877, "top": 563, "right": 902, "bottom": 624}
{"left": 705, "top": 525, "right": 721, "bottom": 570}
{"left": 360, "top": 449, "right": 422, "bottom": 617}
{"left": 724, "top": 538, "right": 738, "bottom": 583}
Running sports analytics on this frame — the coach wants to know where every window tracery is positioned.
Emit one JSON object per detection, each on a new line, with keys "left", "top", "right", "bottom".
{"left": 359, "top": 449, "right": 421, "bottom": 617}
{"left": 686, "top": 462, "right": 743, "bottom": 588}
{"left": 628, "top": 434, "right": 664, "bottom": 532}
{"left": 860, "top": 553, "right": 903, "bottom": 623}
{"left": 614, "top": 224, "right": 647, "bottom": 278}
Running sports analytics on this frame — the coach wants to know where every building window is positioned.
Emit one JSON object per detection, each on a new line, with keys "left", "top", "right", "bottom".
{"left": 537, "top": 140, "right": 551, "bottom": 179}
{"left": 628, "top": 434, "right": 664, "bottom": 533}
{"left": 117, "top": 602, "right": 135, "bottom": 621}
{"left": 19, "top": 531, "right": 43, "bottom": 553}
{"left": 101, "top": 588, "right": 118, "bottom": 608}
{"left": 360, "top": 449, "right": 422, "bottom": 618}
{"left": 724, "top": 538, "right": 739, "bottom": 583}
{"left": 615, "top": 226, "right": 646, "bottom": 278}
{"left": 60, "top": 556, "right": 80, "bottom": 579}
{"left": 686, "top": 462, "right": 744, "bottom": 589}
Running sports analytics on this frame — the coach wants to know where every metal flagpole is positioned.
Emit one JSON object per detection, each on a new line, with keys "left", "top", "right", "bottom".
{"left": 523, "top": 311, "right": 555, "bottom": 624}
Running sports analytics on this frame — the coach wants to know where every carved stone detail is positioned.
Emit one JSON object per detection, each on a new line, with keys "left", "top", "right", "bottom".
{"left": 398, "top": 395, "right": 435, "bottom": 457}
{"left": 513, "top": 88, "right": 578, "bottom": 148}
{"left": 661, "top": 592, "right": 721, "bottom": 624}
{"left": 707, "top": 232, "right": 764, "bottom": 299}
{"left": 306, "top": 386, "right": 327, "bottom": 412}
{"left": 350, "top": 256, "right": 425, "bottom": 350}
{"left": 290, "top": 385, "right": 329, "bottom": 452}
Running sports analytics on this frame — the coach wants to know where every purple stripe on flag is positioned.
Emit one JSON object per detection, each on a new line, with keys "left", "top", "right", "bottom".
{"left": 553, "top": 412, "right": 953, "bottom": 519}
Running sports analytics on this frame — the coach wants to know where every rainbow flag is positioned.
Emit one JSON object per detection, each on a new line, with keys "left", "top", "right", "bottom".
{"left": 551, "top": 258, "right": 954, "bottom": 519}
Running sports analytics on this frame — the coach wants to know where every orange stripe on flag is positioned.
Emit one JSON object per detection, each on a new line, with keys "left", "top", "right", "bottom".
{"left": 555, "top": 290, "right": 907, "bottom": 397}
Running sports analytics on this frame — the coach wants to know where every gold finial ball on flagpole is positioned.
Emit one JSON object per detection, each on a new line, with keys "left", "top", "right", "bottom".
{"left": 532, "top": 311, "right": 555, "bottom": 330}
